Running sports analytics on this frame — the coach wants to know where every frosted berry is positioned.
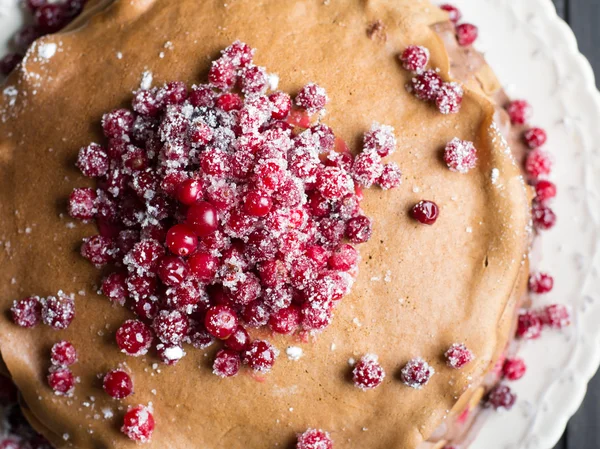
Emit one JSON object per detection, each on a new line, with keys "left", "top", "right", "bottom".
{"left": 345, "top": 216, "right": 372, "bottom": 244}
{"left": 159, "top": 81, "right": 187, "bottom": 106}
{"left": 410, "top": 70, "right": 443, "bottom": 101}
{"left": 188, "top": 251, "right": 219, "bottom": 283}
{"left": 352, "top": 151, "right": 383, "bottom": 187}
{"left": 116, "top": 320, "right": 153, "bottom": 356}
{"left": 205, "top": 305, "right": 238, "bottom": 339}
{"left": 165, "top": 224, "right": 197, "bottom": 257}
{"left": 444, "top": 343, "right": 474, "bottom": 369}
{"left": 50, "top": 341, "right": 77, "bottom": 366}
{"left": 352, "top": 354, "right": 385, "bottom": 390}
{"left": 244, "top": 190, "right": 273, "bottom": 217}
{"left": 444, "top": 138, "right": 477, "bottom": 173}
{"left": 525, "top": 149, "right": 552, "bottom": 179}
{"left": 378, "top": 163, "right": 402, "bottom": 190}
{"left": 102, "top": 109, "right": 134, "bottom": 139}
{"left": 503, "top": 358, "right": 526, "bottom": 381}
{"left": 42, "top": 294, "right": 75, "bottom": 330}
{"left": 541, "top": 304, "right": 571, "bottom": 329}
{"left": 77, "top": 143, "right": 109, "bottom": 178}
{"left": 436, "top": 82, "right": 463, "bottom": 115}
{"left": 532, "top": 202, "right": 556, "bottom": 231}
{"left": 456, "top": 23, "right": 478, "bottom": 46}
{"left": 121, "top": 405, "right": 155, "bottom": 443}
{"left": 224, "top": 326, "right": 251, "bottom": 352}
{"left": 528, "top": 272, "right": 553, "bottom": 294}
{"left": 239, "top": 64, "right": 268, "bottom": 96}
{"left": 243, "top": 301, "right": 271, "bottom": 328}
{"left": 524, "top": 127, "right": 547, "bottom": 149}
{"left": 153, "top": 310, "right": 189, "bottom": 345}
{"left": 440, "top": 4, "right": 461, "bottom": 23}
{"left": 486, "top": 384, "right": 516, "bottom": 410}
{"left": 400, "top": 358, "right": 434, "bottom": 389}
{"left": 103, "top": 369, "right": 133, "bottom": 399}
{"left": 209, "top": 58, "right": 237, "bottom": 91}
{"left": 124, "top": 239, "right": 165, "bottom": 275}
{"left": 506, "top": 100, "right": 532, "bottom": 125}
{"left": 157, "top": 256, "right": 189, "bottom": 286}
{"left": 47, "top": 367, "right": 75, "bottom": 397}
{"left": 216, "top": 93, "right": 243, "bottom": 111}
{"left": 295, "top": 83, "right": 328, "bottom": 114}
{"left": 222, "top": 40, "right": 254, "bottom": 67}
{"left": 534, "top": 180, "right": 557, "bottom": 203}
{"left": 213, "top": 349, "right": 241, "bottom": 378}
{"left": 516, "top": 310, "right": 542, "bottom": 339}
{"left": 269, "top": 91, "right": 292, "bottom": 120}
{"left": 269, "top": 306, "right": 301, "bottom": 334}
{"left": 68, "top": 188, "right": 97, "bottom": 220}
{"left": 11, "top": 296, "right": 42, "bottom": 328}
{"left": 186, "top": 201, "right": 218, "bottom": 236}
{"left": 412, "top": 200, "right": 439, "bottom": 225}
{"left": 297, "top": 429, "right": 333, "bottom": 449}
{"left": 243, "top": 340, "right": 277, "bottom": 373}
{"left": 126, "top": 274, "right": 157, "bottom": 301}
{"left": 177, "top": 179, "right": 203, "bottom": 205}
{"left": 328, "top": 244, "right": 358, "bottom": 271}
{"left": 81, "top": 235, "right": 115, "bottom": 267}
{"left": 400, "top": 45, "right": 430, "bottom": 73}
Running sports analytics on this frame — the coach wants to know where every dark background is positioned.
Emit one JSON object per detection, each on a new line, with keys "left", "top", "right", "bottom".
{"left": 551, "top": 0, "right": 599, "bottom": 448}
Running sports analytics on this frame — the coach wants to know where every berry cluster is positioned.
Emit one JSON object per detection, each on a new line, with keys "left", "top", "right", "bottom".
{"left": 11, "top": 292, "right": 75, "bottom": 330}
{"left": 516, "top": 304, "right": 571, "bottom": 340}
{"left": 47, "top": 341, "right": 78, "bottom": 397}
{"left": 0, "top": 0, "right": 88, "bottom": 75}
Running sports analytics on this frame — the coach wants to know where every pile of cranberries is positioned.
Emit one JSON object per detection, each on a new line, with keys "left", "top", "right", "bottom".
{"left": 0, "top": 0, "right": 88, "bottom": 76}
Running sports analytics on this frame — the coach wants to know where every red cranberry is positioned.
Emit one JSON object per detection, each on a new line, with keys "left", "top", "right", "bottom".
{"left": 216, "top": 92, "right": 243, "bottom": 111}
{"left": 102, "top": 109, "right": 134, "bottom": 139}
{"left": 316, "top": 167, "right": 353, "bottom": 200}
{"left": 222, "top": 40, "right": 254, "bottom": 67}
{"left": 175, "top": 179, "right": 202, "bottom": 205}
{"left": 352, "top": 354, "right": 385, "bottom": 390}
{"left": 400, "top": 45, "right": 429, "bottom": 73}
{"left": 412, "top": 200, "right": 439, "bottom": 225}
{"left": 121, "top": 405, "right": 155, "bottom": 443}
{"left": 456, "top": 23, "right": 478, "bottom": 46}
{"left": 532, "top": 201, "right": 556, "bottom": 231}
{"left": 226, "top": 273, "right": 262, "bottom": 306}
{"left": 132, "top": 89, "right": 162, "bottom": 117}
{"left": 486, "top": 384, "right": 516, "bottom": 410}
{"left": 506, "top": 99, "right": 532, "bottom": 125}
{"left": 269, "top": 91, "right": 292, "bottom": 119}
{"left": 124, "top": 239, "right": 165, "bottom": 276}
{"left": 189, "top": 84, "right": 216, "bottom": 108}
{"left": 116, "top": 320, "right": 153, "bottom": 356}
{"left": 11, "top": 296, "right": 42, "bottom": 328}
{"left": 345, "top": 215, "right": 372, "bottom": 244}
{"left": 187, "top": 201, "right": 218, "bottom": 236}
{"left": 243, "top": 190, "right": 273, "bottom": 217}
{"left": 297, "top": 429, "right": 333, "bottom": 449}
{"left": 186, "top": 323, "right": 215, "bottom": 349}
{"left": 400, "top": 357, "right": 434, "bottom": 389}
{"left": 525, "top": 149, "right": 552, "bottom": 180}
{"left": 444, "top": 138, "right": 477, "bottom": 173}
{"left": 50, "top": 341, "right": 77, "bottom": 366}
{"left": 352, "top": 151, "right": 383, "bottom": 187}
{"left": 257, "top": 260, "right": 288, "bottom": 287}
{"left": 328, "top": 244, "right": 358, "bottom": 271}
{"left": 534, "top": 180, "right": 557, "bottom": 202}
{"left": 132, "top": 298, "right": 159, "bottom": 321}
{"left": 42, "top": 294, "right": 75, "bottom": 330}
{"left": 242, "top": 301, "right": 270, "bottom": 328}
{"left": 268, "top": 306, "right": 300, "bottom": 334}
{"left": 47, "top": 366, "right": 75, "bottom": 397}
{"left": 126, "top": 274, "right": 157, "bottom": 301}
{"left": 378, "top": 163, "right": 402, "bottom": 190}
{"left": 159, "top": 81, "right": 187, "bottom": 105}
{"left": 516, "top": 310, "right": 542, "bottom": 339}
{"left": 209, "top": 57, "right": 237, "bottom": 91}
{"left": 239, "top": 64, "right": 268, "bottom": 96}
{"left": 444, "top": 343, "right": 474, "bottom": 369}
{"left": 34, "top": 4, "right": 69, "bottom": 33}
{"left": 153, "top": 310, "right": 189, "bottom": 345}
{"left": 541, "top": 304, "right": 571, "bottom": 329}
{"left": 295, "top": 83, "right": 328, "bottom": 114}
{"left": 528, "top": 272, "right": 554, "bottom": 294}
{"left": 242, "top": 340, "right": 278, "bottom": 373}
{"left": 77, "top": 143, "right": 109, "bottom": 177}
{"left": 186, "top": 252, "right": 218, "bottom": 283}
{"left": 103, "top": 369, "right": 133, "bottom": 399}
{"left": 300, "top": 301, "right": 333, "bottom": 331}
{"left": 436, "top": 82, "right": 463, "bottom": 114}
{"left": 410, "top": 69, "right": 443, "bottom": 101}
{"left": 440, "top": 4, "right": 461, "bottom": 22}
{"left": 189, "top": 121, "right": 213, "bottom": 146}
{"left": 0, "top": 53, "right": 23, "bottom": 76}
{"left": 503, "top": 358, "right": 526, "bottom": 381}
{"left": 213, "top": 349, "right": 241, "bottom": 378}
{"left": 524, "top": 127, "right": 547, "bottom": 149}
{"left": 165, "top": 224, "right": 198, "bottom": 257}
{"left": 224, "top": 326, "right": 251, "bottom": 351}
{"left": 158, "top": 256, "right": 189, "bottom": 286}
{"left": 263, "top": 287, "right": 293, "bottom": 312}
{"left": 81, "top": 234, "right": 116, "bottom": 267}
{"left": 205, "top": 305, "right": 238, "bottom": 339}
{"left": 363, "top": 123, "right": 396, "bottom": 157}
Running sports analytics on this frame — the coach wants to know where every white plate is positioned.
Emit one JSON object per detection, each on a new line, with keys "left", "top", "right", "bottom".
{"left": 1, "top": 1, "right": 600, "bottom": 448}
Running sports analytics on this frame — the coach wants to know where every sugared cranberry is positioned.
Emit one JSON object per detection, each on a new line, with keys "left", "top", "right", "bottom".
{"left": 297, "top": 429, "right": 333, "bottom": 449}
{"left": 456, "top": 23, "right": 478, "bottom": 46}
{"left": 444, "top": 138, "right": 477, "bottom": 173}
{"left": 159, "top": 81, "right": 187, "bottom": 105}
{"left": 213, "top": 349, "right": 241, "bottom": 378}
{"left": 436, "top": 82, "right": 463, "bottom": 114}
{"left": 224, "top": 326, "right": 251, "bottom": 352}
{"left": 81, "top": 234, "right": 116, "bottom": 267}
{"left": 165, "top": 224, "right": 197, "bottom": 257}
{"left": 528, "top": 272, "right": 553, "bottom": 294}
{"left": 215, "top": 92, "right": 243, "bottom": 111}
{"left": 400, "top": 358, "right": 434, "bottom": 389}
{"left": 300, "top": 301, "right": 332, "bottom": 331}
{"left": 0, "top": 53, "right": 22, "bottom": 76}
{"left": 269, "top": 91, "right": 292, "bottom": 120}
{"left": 222, "top": 40, "right": 254, "bottom": 67}
{"left": 34, "top": 4, "right": 69, "bottom": 33}
{"left": 486, "top": 384, "right": 516, "bottom": 410}
{"left": 11, "top": 296, "right": 42, "bottom": 328}
{"left": 47, "top": 366, "right": 75, "bottom": 397}
{"left": 352, "top": 354, "right": 385, "bottom": 390}
{"left": 239, "top": 64, "right": 268, "bottom": 96}
{"left": 345, "top": 216, "right": 372, "bottom": 244}
{"left": 226, "top": 273, "right": 262, "bottom": 305}
{"left": 269, "top": 306, "right": 301, "bottom": 334}
{"left": 103, "top": 369, "right": 133, "bottom": 399}
{"left": 187, "top": 323, "right": 215, "bottom": 349}
{"left": 541, "top": 304, "right": 571, "bottom": 329}
{"left": 77, "top": 143, "right": 109, "bottom": 177}
{"left": 102, "top": 109, "right": 134, "bottom": 139}
{"left": 243, "top": 301, "right": 271, "bottom": 328}
{"left": 316, "top": 167, "right": 353, "bottom": 200}
{"left": 328, "top": 244, "right": 358, "bottom": 271}
{"left": 121, "top": 405, "right": 155, "bottom": 443}
{"left": 50, "top": 341, "right": 77, "bottom": 366}
{"left": 525, "top": 149, "right": 552, "bottom": 180}
{"left": 532, "top": 202, "right": 556, "bottom": 231}
{"left": 157, "top": 256, "right": 189, "bottom": 286}
{"left": 444, "top": 343, "right": 474, "bottom": 369}
{"left": 516, "top": 310, "right": 542, "bottom": 339}
{"left": 506, "top": 99, "right": 532, "bottom": 125}
{"left": 186, "top": 201, "right": 218, "bottom": 236}
{"left": 411, "top": 200, "right": 439, "bottom": 225}
{"left": 440, "top": 4, "right": 462, "bottom": 22}
{"left": 378, "top": 163, "right": 402, "bottom": 190}
{"left": 176, "top": 179, "right": 203, "bottom": 205}
{"left": 400, "top": 45, "right": 429, "bottom": 73}
{"left": 132, "top": 298, "right": 159, "bottom": 321}
{"left": 209, "top": 58, "right": 237, "bottom": 91}
{"left": 186, "top": 252, "right": 217, "bottom": 283}
{"left": 524, "top": 127, "right": 547, "bottom": 149}
{"left": 242, "top": 340, "right": 278, "bottom": 373}
{"left": 352, "top": 151, "right": 383, "bottom": 187}
{"left": 503, "top": 358, "right": 526, "bottom": 381}
{"left": 534, "top": 180, "right": 557, "bottom": 203}
{"left": 68, "top": 187, "right": 97, "bottom": 220}
{"left": 204, "top": 305, "right": 238, "bottom": 339}
{"left": 116, "top": 320, "right": 153, "bottom": 356}
{"left": 132, "top": 89, "right": 161, "bottom": 117}
{"left": 244, "top": 190, "right": 273, "bottom": 217}
{"left": 42, "top": 294, "right": 75, "bottom": 330}
{"left": 410, "top": 70, "right": 443, "bottom": 101}
{"left": 295, "top": 83, "right": 328, "bottom": 114}
{"left": 126, "top": 274, "right": 157, "bottom": 301}
{"left": 153, "top": 310, "right": 189, "bottom": 345}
